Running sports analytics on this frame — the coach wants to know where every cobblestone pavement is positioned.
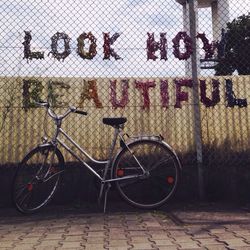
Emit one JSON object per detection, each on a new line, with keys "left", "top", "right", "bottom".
{"left": 1, "top": 203, "right": 250, "bottom": 250}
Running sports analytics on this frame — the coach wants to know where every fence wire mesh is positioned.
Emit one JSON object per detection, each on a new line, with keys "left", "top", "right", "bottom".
{"left": 0, "top": 0, "right": 249, "bottom": 198}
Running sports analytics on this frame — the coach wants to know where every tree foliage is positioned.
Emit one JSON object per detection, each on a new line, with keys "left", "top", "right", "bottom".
{"left": 215, "top": 13, "right": 250, "bottom": 75}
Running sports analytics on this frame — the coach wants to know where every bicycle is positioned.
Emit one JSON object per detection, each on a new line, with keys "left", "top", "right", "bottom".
{"left": 12, "top": 101, "right": 182, "bottom": 213}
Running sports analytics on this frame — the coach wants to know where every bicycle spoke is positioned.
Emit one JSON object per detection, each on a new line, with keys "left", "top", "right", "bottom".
{"left": 114, "top": 140, "right": 180, "bottom": 209}
{"left": 18, "top": 189, "right": 32, "bottom": 207}
{"left": 12, "top": 146, "right": 63, "bottom": 213}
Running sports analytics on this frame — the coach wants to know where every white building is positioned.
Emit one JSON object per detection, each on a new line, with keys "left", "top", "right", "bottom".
{"left": 175, "top": 0, "right": 230, "bottom": 75}
{"left": 176, "top": 0, "right": 230, "bottom": 41}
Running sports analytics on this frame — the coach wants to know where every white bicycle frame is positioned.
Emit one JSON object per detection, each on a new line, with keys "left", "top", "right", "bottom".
{"left": 41, "top": 104, "right": 149, "bottom": 211}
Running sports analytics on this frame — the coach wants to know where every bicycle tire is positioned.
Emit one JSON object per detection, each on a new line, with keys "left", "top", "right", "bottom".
{"left": 12, "top": 145, "right": 64, "bottom": 214}
{"left": 113, "top": 139, "right": 181, "bottom": 209}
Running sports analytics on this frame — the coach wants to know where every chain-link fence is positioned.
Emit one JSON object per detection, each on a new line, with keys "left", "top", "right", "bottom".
{"left": 0, "top": 0, "right": 249, "bottom": 201}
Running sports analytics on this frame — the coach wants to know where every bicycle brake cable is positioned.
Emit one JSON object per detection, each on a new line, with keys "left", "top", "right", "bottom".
{"left": 43, "top": 109, "right": 49, "bottom": 139}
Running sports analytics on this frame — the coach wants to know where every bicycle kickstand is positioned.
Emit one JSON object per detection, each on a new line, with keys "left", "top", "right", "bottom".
{"left": 98, "top": 182, "right": 111, "bottom": 213}
{"left": 103, "top": 183, "right": 111, "bottom": 213}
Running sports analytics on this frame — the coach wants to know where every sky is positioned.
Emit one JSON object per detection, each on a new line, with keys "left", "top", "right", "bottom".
{"left": 0, "top": 0, "right": 249, "bottom": 78}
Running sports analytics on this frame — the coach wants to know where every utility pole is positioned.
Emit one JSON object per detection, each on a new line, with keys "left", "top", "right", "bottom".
{"left": 188, "top": 0, "right": 205, "bottom": 200}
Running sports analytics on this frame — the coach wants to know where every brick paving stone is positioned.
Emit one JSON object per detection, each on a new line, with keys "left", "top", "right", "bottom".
{"left": 47, "top": 228, "right": 67, "bottom": 234}
{"left": 152, "top": 239, "right": 177, "bottom": 246}
{"left": 24, "top": 232, "right": 46, "bottom": 238}
{"left": 130, "top": 242, "right": 155, "bottom": 249}
{"left": 178, "top": 248, "right": 206, "bottom": 250}
{"left": 239, "top": 225, "right": 250, "bottom": 230}
{"left": 12, "top": 244, "right": 36, "bottom": 250}
{"left": 225, "top": 225, "right": 245, "bottom": 230}
{"left": 150, "top": 235, "right": 171, "bottom": 241}
{"left": 129, "top": 231, "right": 148, "bottom": 237}
{"left": 87, "top": 225, "right": 106, "bottom": 231}
{"left": 108, "top": 233, "right": 128, "bottom": 240}
{"left": 177, "top": 241, "right": 201, "bottom": 248}
{"left": 209, "top": 228, "right": 227, "bottom": 234}
{"left": 19, "top": 236, "right": 41, "bottom": 244}
{"left": 63, "top": 235, "right": 85, "bottom": 241}
{"left": 140, "top": 212, "right": 155, "bottom": 218}
{"left": 84, "top": 243, "right": 106, "bottom": 250}
{"left": 109, "top": 228, "right": 127, "bottom": 233}
{"left": 192, "top": 233, "right": 213, "bottom": 239}
{"left": 214, "top": 233, "right": 242, "bottom": 240}
{"left": 171, "top": 236, "right": 197, "bottom": 243}
{"left": 202, "top": 245, "right": 228, "bottom": 250}
{"left": 230, "top": 247, "right": 250, "bottom": 250}
{"left": 35, "top": 247, "right": 57, "bottom": 250}
{"left": 223, "top": 238, "right": 250, "bottom": 247}
{"left": 66, "top": 230, "right": 86, "bottom": 235}
{"left": 109, "top": 247, "right": 132, "bottom": 250}
{"left": 124, "top": 214, "right": 140, "bottom": 220}
{"left": 108, "top": 239, "right": 129, "bottom": 247}
{"left": 130, "top": 236, "right": 151, "bottom": 243}
{"left": 144, "top": 221, "right": 162, "bottom": 228}
{"left": 198, "top": 238, "right": 224, "bottom": 245}
{"left": 50, "top": 222, "right": 68, "bottom": 227}
{"left": 153, "top": 246, "right": 179, "bottom": 250}
{"left": 35, "top": 240, "right": 61, "bottom": 248}
{"left": 235, "top": 231, "right": 250, "bottom": 237}
{"left": 0, "top": 241, "right": 15, "bottom": 248}
{"left": 106, "top": 222, "right": 124, "bottom": 228}
{"left": 108, "top": 228, "right": 127, "bottom": 233}
{"left": 126, "top": 225, "right": 145, "bottom": 231}
{"left": 66, "top": 225, "right": 87, "bottom": 231}
{"left": 241, "top": 235, "right": 250, "bottom": 242}
{"left": 0, "top": 229, "right": 9, "bottom": 236}
{"left": 86, "top": 231, "right": 107, "bottom": 237}
{"left": 59, "top": 241, "right": 83, "bottom": 248}
{"left": 30, "top": 227, "right": 48, "bottom": 232}
{"left": 43, "top": 233, "right": 65, "bottom": 240}
{"left": 87, "top": 219, "right": 105, "bottom": 225}
{"left": 168, "top": 230, "right": 189, "bottom": 236}
{"left": 186, "top": 228, "right": 209, "bottom": 235}
{"left": 185, "top": 225, "right": 207, "bottom": 230}
{"left": 85, "top": 237, "right": 106, "bottom": 244}
{"left": 106, "top": 218, "right": 124, "bottom": 222}
{"left": 126, "top": 221, "right": 143, "bottom": 226}
{"left": 1, "top": 234, "right": 23, "bottom": 241}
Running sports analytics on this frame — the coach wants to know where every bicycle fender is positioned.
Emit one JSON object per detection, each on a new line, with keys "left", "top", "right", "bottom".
{"left": 111, "top": 137, "right": 182, "bottom": 177}
{"left": 36, "top": 144, "right": 65, "bottom": 169}
{"left": 127, "top": 136, "right": 180, "bottom": 163}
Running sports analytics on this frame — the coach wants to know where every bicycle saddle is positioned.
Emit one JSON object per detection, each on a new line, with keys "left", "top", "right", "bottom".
{"left": 103, "top": 117, "right": 127, "bottom": 126}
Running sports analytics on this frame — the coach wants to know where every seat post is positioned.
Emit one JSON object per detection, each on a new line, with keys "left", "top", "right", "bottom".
{"left": 108, "top": 126, "right": 120, "bottom": 163}
{"left": 102, "top": 126, "right": 119, "bottom": 181}
{"left": 98, "top": 126, "right": 119, "bottom": 207}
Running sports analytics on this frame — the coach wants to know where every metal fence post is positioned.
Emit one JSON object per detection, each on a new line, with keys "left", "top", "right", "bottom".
{"left": 188, "top": 0, "right": 205, "bottom": 199}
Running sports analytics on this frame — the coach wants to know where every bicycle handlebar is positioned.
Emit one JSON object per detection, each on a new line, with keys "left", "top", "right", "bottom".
{"left": 35, "top": 101, "right": 88, "bottom": 120}
{"left": 73, "top": 109, "right": 88, "bottom": 116}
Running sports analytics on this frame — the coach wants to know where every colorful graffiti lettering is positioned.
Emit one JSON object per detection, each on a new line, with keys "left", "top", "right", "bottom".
{"left": 22, "top": 78, "right": 248, "bottom": 111}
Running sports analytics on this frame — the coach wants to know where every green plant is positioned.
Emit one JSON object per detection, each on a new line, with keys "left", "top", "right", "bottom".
{"left": 215, "top": 13, "right": 250, "bottom": 75}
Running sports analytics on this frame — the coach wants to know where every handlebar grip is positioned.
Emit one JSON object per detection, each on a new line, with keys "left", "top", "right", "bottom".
{"left": 74, "top": 110, "right": 88, "bottom": 116}
{"left": 35, "top": 101, "right": 50, "bottom": 108}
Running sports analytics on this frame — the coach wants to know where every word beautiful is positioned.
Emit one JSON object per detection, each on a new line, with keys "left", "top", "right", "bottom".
{"left": 22, "top": 78, "right": 248, "bottom": 110}
{"left": 23, "top": 31, "right": 216, "bottom": 61}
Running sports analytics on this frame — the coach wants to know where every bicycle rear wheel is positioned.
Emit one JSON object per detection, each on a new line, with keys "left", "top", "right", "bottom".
{"left": 12, "top": 145, "right": 64, "bottom": 213}
{"left": 113, "top": 139, "right": 181, "bottom": 209}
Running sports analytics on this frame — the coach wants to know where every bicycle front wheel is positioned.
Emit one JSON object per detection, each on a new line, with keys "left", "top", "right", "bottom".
{"left": 113, "top": 139, "right": 181, "bottom": 209}
{"left": 12, "top": 145, "right": 64, "bottom": 213}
